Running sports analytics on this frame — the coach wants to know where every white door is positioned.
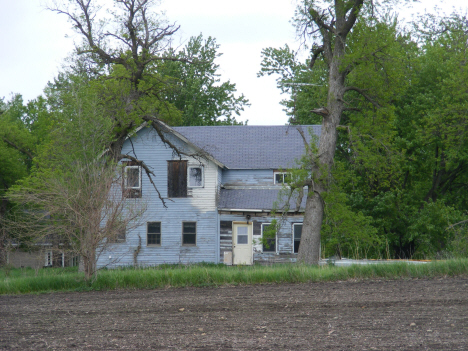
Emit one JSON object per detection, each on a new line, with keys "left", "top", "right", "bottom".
{"left": 233, "top": 223, "right": 253, "bottom": 265}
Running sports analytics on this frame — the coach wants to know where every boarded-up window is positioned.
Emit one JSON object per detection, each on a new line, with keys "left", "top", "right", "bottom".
{"left": 168, "top": 160, "right": 187, "bottom": 198}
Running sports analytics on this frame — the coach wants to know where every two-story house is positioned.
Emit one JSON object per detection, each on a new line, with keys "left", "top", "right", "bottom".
{"left": 97, "top": 123, "right": 320, "bottom": 268}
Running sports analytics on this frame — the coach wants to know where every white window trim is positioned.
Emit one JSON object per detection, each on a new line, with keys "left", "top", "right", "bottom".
{"left": 188, "top": 165, "right": 204, "bottom": 188}
{"left": 261, "top": 223, "right": 277, "bottom": 253}
{"left": 292, "top": 223, "right": 303, "bottom": 254}
{"left": 124, "top": 165, "right": 142, "bottom": 190}
{"left": 274, "top": 171, "right": 289, "bottom": 184}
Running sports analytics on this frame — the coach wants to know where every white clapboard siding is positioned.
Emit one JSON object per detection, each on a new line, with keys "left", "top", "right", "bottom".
{"left": 97, "top": 127, "right": 220, "bottom": 268}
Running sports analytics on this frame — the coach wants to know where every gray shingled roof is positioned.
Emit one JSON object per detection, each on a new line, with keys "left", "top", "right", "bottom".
{"left": 173, "top": 125, "right": 321, "bottom": 169}
{"left": 218, "top": 189, "right": 307, "bottom": 211}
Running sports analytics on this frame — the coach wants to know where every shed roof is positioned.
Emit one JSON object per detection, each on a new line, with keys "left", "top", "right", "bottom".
{"left": 173, "top": 125, "right": 320, "bottom": 169}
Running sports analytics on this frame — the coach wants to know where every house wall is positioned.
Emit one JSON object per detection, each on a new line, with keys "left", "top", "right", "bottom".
{"left": 219, "top": 213, "right": 303, "bottom": 264}
{"left": 7, "top": 249, "right": 76, "bottom": 268}
{"left": 222, "top": 169, "right": 275, "bottom": 186}
{"left": 97, "top": 127, "right": 220, "bottom": 268}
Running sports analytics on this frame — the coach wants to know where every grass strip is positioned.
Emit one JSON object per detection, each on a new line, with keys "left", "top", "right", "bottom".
{"left": 1, "top": 259, "right": 468, "bottom": 295}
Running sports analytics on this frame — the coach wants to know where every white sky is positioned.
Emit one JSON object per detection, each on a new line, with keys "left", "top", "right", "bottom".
{"left": 0, "top": 0, "right": 466, "bottom": 125}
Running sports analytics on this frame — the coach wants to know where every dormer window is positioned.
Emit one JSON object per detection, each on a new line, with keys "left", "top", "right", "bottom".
{"left": 188, "top": 166, "right": 204, "bottom": 188}
{"left": 274, "top": 172, "right": 290, "bottom": 184}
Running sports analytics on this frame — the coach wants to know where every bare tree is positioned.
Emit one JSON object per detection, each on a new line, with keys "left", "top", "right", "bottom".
{"left": 7, "top": 160, "right": 147, "bottom": 280}
{"left": 47, "top": 0, "right": 192, "bottom": 162}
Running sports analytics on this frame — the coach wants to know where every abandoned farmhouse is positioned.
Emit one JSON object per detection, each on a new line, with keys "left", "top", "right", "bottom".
{"left": 7, "top": 124, "right": 320, "bottom": 268}
{"left": 97, "top": 123, "right": 320, "bottom": 267}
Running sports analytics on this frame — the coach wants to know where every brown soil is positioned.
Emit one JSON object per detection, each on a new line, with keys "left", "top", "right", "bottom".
{"left": 1, "top": 278, "right": 468, "bottom": 350}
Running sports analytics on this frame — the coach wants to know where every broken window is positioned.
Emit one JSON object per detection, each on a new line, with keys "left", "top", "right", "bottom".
{"left": 261, "top": 223, "right": 277, "bottom": 252}
{"left": 122, "top": 161, "right": 142, "bottom": 198}
{"left": 182, "top": 222, "right": 196, "bottom": 245}
{"left": 168, "top": 160, "right": 187, "bottom": 198}
{"left": 188, "top": 166, "right": 204, "bottom": 187}
{"left": 147, "top": 222, "right": 161, "bottom": 245}
{"left": 274, "top": 172, "right": 290, "bottom": 184}
{"left": 293, "top": 223, "right": 302, "bottom": 253}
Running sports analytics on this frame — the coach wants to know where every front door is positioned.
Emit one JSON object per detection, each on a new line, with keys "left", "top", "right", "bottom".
{"left": 232, "top": 223, "right": 253, "bottom": 265}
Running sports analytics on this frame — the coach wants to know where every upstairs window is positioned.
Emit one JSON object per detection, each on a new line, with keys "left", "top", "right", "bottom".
{"left": 188, "top": 166, "right": 204, "bottom": 188}
{"left": 182, "top": 222, "right": 196, "bottom": 245}
{"left": 274, "top": 172, "right": 290, "bottom": 184}
{"left": 123, "top": 161, "right": 142, "bottom": 198}
{"left": 147, "top": 222, "right": 161, "bottom": 246}
{"left": 168, "top": 160, "right": 187, "bottom": 198}
{"left": 293, "top": 224, "right": 302, "bottom": 253}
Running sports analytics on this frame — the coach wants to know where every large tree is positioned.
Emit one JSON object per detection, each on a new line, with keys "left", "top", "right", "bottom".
{"left": 261, "top": 4, "right": 468, "bottom": 260}
{"left": 262, "top": 0, "right": 415, "bottom": 263}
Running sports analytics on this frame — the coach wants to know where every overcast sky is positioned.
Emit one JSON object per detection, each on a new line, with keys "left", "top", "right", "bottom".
{"left": 0, "top": 0, "right": 466, "bottom": 125}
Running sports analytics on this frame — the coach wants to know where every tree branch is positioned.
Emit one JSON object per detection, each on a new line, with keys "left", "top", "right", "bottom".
{"left": 117, "top": 153, "right": 167, "bottom": 207}
{"left": 309, "top": 46, "right": 324, "bottom": 70}
{"left": 344, "top": 86, "right": 381, "bottom": 108}
{"left": 1, "top": 137, "right": 33, "bottom": 160}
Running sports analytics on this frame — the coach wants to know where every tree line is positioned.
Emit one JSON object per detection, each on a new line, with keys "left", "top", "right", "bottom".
{"left": 1, "top": 0, "right": 467, "bottom": 275}
{"left": 259, "top": 0, "right": 468, "bottom": 261}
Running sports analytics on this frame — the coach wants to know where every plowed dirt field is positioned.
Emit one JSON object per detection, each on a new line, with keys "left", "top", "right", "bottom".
{"left": 1, "top": 277, "right": 468, "bottom": 350}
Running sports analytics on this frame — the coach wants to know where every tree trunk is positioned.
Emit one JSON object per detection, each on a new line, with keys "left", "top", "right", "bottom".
{"left": 298, "top": 192, "right": 324, "bottom": 263}
{"left": 83, "top": 250, "right": 96, "bottom": 281}
{"left": 297, "top": 0, "right": 356, "bottom": 264}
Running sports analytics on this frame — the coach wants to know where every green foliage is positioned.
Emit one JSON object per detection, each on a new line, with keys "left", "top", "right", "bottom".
{"left": 321, "top": 182, "right": 381, "bottom": 259}
{"left": 264, "top": 4, "right": 468, "bottom": 259}
{"left": 161, "top": 35, "right": 250, "bottom": 126}
{"left": 258, "top": 44, "right": 327, "bottom": 124}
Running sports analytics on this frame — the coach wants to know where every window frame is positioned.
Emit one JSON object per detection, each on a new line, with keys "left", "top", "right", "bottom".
{"left": 122, "top": 161, "right": 142, "bottom": 198}
{"left": 261, "top": 223, "right": 277, "bottom": 253}
{"left": 274, "top": 171, "right": 290, "bottom": 184}
{"left": 147, "top": 222, "right": 161, "bottom": 246}
{"left": 124, "top": 165, "right": 142, "bottom": 190}
{"left": 187, "top": 165, "right": 204, "bottom": 188}
{"left": 182, "top": 221, "right": 197, "bottom": 246}
{"left": 293, "top": 223, "right": 303, "bottom": 254}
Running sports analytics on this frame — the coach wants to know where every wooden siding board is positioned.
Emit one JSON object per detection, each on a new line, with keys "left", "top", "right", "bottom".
{"left": 218, "top": 213, "right": 304, "bottom": 263}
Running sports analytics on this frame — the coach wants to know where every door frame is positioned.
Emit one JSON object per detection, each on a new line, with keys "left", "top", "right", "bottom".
{"left": 232, "top": 221, "right": 253, "bottom": 265}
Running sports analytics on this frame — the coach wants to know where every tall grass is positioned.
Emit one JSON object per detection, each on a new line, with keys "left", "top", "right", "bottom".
{"left": 1, "top": 259, "right": 468, "bottom": 295}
